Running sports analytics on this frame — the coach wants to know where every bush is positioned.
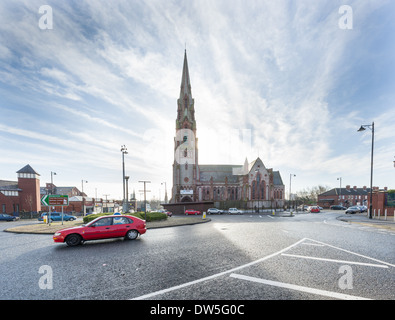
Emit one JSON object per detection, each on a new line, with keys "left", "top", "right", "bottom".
{"left": 130, "top": 211, "right": 167, "bottom": 222}
{"left": 83, "top": 212, "right": 113, "bottom": 224}
{"left": 82, "top": 211, "right": 167, "bottom": 224}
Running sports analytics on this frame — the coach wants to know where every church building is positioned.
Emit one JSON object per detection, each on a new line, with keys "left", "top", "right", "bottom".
{"left": 170, "top": 51, "right": 285, "bottom": 210}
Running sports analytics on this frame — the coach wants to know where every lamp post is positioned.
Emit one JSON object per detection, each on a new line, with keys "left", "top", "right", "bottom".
{"left": 50, "top": 171, "right": 57, "bottom": 195}
{"left": 254, "top": 169, "right": 261, "bottom": 213}
{"left": 121, "top": 145, "right": 128, "bottom": 213}
{"left": 125, "top": 176, "right": 129, "bottom": 213}
{"left": 357, "top": 122, "right": 374, "bottom": 219}
{"left": 81, "top": 179, "right": 88, "bottom": 216}
{"left": 337, "top": 177, "right": 342, "bottom": 206}
{"left": 161, "top": 182, "right": 168, "bottom": 203}
{"left": 289, "top": 174, "right": 296, "bottom": 210}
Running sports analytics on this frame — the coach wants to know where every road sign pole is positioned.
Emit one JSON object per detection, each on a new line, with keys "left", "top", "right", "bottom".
{"left": 48, "top": 205, "right": 51, "bottom": 226}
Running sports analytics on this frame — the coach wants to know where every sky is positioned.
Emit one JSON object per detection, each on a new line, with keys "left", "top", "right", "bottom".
{"left": 0, "top": 0, "right": 394, "bottom": 201}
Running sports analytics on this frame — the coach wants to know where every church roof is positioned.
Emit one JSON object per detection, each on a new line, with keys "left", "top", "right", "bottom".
{"left": 199, "top": 159, "right": 284, "bottom": 186}
{"left": 199, "top": 164, "right": 242, "bottom": 183}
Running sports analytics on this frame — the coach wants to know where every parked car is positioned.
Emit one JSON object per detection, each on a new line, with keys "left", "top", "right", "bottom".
{"left": 164, "top": 210, "right": 172, "bottom": 217}
{"left": 185, "top": 209, "right": 201, "bottom": 215}
{"left": 345, "top": 206, "right": 361, "bottom": 214}
{"left": 228, "top": 208, "right": 243, "bottom": 215}
{"left": 330, "top": 205, "right": 346, "bottom": 210}
{"left": 53, "top": 215, "right": 146, "bottom": 246}
{"left": 207, "top": 208, "right": 222, "bottom": 214}
{"left": 0, "top": 214, "right": 19, "bottom": 221}
{"left": 308, "top": 206, "right": 320, "bottom": 213}
{"left": 359, "top": 205, "right": 368, "bottom": 212}
{"left": 38, "top": 212, "right": 77, "bottom": 222}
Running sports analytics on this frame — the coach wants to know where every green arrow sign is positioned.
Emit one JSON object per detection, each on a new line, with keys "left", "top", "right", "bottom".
{"left": 41, "top": 195, "right": 69, "bottom": 206}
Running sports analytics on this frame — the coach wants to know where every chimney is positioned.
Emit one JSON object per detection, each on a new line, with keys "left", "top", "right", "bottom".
{"left": 346, "top": 185, "right": 350, "bottom": 191}
{"left": 384, "top": 187, "right": 388, "bottom": 191}
{"left": 363, "top": 186, "right": 367, "bottom": 191}
{"left": 353, "top": 186, "right": 357, "bottom": 191}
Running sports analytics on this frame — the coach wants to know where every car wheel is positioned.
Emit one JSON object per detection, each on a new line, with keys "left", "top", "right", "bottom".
{"left": 65, "top": 234, "right": 82, "bottom": 246}
{"left": 125, "top": 229, "right": 139, "bottom": 240}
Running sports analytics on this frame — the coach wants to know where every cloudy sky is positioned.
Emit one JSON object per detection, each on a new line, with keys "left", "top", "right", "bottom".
{"left": 0, "top": 0, "right": 394, "bottom": 201}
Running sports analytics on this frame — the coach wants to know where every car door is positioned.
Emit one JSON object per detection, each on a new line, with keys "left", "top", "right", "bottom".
{"left": 111, "top": 216, "right": 133, "bottom": 237}
{"left": 84, "top": 217, "right": 115, "bottom": 240}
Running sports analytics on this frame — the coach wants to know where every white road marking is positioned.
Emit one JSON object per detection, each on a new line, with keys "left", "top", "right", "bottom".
{"left": 229, "top": 273, "right": 371, "bottom": 300}
{"left": 131, "top": 237, "right": 394, "bottom": 300}
{"left": 304, "top": 238, "right": 395, "bottom": 268}
{"left": 281, "top": 253, "right": 389, "bottom": 268}
{"left": 301, "top": 242, "right": 325, "bottom": 246}
{"left": 131, "top": 238, "right": 307, "bottom": 300}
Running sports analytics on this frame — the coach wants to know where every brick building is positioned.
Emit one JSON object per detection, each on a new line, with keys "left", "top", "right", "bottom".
{"left": 0, "top": 164, "right": 41, "bottom": 215}
{"left": 371, "top": 188, "right": 394, "bottom": 217}
{"left": 318, "top": 185, "right": 371, "bottom": 208}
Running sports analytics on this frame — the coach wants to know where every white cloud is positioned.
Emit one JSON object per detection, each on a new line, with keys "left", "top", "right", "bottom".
{"left": 0, "top": 0, "right": 393, "bottom": 200}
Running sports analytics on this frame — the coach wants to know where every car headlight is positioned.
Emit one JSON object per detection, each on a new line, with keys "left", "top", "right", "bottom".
{"left": 54, "top": 232, "right": 61, "bottom": 236}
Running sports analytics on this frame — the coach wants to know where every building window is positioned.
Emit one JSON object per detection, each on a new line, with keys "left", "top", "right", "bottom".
{"left": 2, "top": 204, "right": 5, "bottom": 213}
{"left": 0, "top": 191, "right": 18, "bottom": 196}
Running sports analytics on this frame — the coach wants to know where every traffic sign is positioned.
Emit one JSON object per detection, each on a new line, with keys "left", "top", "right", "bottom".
{"left": 41, "top": 194, "right": 69, "bottom": 206}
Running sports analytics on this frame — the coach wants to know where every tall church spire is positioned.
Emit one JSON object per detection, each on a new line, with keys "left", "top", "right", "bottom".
{"left": 176, "top": 50, "right": 195, "bottom": 130}
{"left": 172, "top": 50, "right": 199, "bottom": 204}
{"left": 180, "top": 50, "right": 192, "bottom": 100}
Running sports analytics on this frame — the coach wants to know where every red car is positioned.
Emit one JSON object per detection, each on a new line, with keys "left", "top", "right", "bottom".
{"left": 308, "top": 206, "right": 320, "bottom": 213}
{"left": 185, "top": 209, "right": 201, "bottom": 215}
{"left": 53, "top": 215, "right": 146, "bottom": 246}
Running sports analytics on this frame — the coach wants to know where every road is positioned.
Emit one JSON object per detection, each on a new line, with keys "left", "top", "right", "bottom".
{"left": 0, "top": 211, "right": 394, "bottom": 301}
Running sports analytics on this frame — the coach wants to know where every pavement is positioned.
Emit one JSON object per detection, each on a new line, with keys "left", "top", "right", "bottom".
{"left": 336, "top": 212, "right": 395, "bottom": 231}
{"left": 4, "top": 216, "right": 211, "bottom": 234}
{"left": 4, "top": 211, "right": 395, "bottom": 234}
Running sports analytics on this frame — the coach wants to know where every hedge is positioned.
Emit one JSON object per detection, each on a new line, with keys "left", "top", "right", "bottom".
{"left": 130, "top": 211, "right": 167, "bottom": 222}
{"left": 82, "top": 212, "right": 167, "bottom": 224}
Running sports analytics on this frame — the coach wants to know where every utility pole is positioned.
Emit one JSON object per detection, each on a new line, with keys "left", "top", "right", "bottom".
{"left": 103, "top": 194, "right": 110, "bottom": 213}
{"left": 139, "top": 180, "right": 151, "bottom": 221}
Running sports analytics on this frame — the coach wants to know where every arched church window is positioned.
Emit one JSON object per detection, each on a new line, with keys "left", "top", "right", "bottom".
{"left": 184, "top": 148, "right": 188, "bottom": 157}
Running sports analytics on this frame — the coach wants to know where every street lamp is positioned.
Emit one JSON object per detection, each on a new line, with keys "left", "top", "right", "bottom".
{"left": 289, "top": 174, "right": 296, "bottom": 210}
{"left": 81, "top": 179, "right": 88, "bottom": 216}
{"left": 357, "top": 122, "right": 374, "bottom": 219}
{"left": 121, "top": 145, "right": 128, "bottom": 213}
{"left": 50, "top": 171, "right": 57, "bottom": 195}
{"left": 161, "top": 182, "right": 168, "bottom": 203}
{"left": 125, "top": 176, "right": 129, "bottom": 213}
{"left": 337, "top": 177, "right": 342, "bottom": 206}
